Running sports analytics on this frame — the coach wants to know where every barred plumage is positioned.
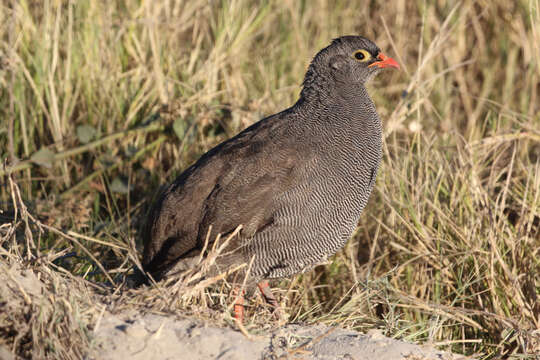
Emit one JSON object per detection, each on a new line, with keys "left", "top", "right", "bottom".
{"left": 142, "top": 36, "right": 398, "bottom": 284}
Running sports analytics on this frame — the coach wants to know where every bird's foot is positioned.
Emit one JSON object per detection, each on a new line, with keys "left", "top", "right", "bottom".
{"left": 233, "top": 287, "right": 245, "bottom": 323}
{"left": 257, "top": 280, "right": 283, "bottom": 320}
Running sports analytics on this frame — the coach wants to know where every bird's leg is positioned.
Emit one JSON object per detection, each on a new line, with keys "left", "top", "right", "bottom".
{"left": 257, "top": 280, "right": 282, "bottom": 319}
{"left": 233, "top": 287, "right": 245, "bottom": 322}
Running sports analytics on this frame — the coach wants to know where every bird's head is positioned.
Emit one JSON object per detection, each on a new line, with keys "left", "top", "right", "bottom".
{"left": 305, "top": 36, "right": 399, "bottom": 90}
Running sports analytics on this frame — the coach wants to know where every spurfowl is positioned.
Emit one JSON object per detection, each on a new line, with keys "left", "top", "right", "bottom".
{"left": 142, "top": 36, "right": 399, "bottom": 321}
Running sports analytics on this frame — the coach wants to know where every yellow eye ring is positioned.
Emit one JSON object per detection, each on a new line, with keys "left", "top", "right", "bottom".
{"left": 352, "top": 49, "right": 371, "bottom": 62}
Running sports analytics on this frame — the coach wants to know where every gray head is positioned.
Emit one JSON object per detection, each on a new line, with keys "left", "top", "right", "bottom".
{"left": 301, "top": 36, "right": 399, "bottom": 98}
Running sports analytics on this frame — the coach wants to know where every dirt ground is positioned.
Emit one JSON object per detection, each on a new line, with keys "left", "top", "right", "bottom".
{"left": 0, "top": 260, "right": 473, "bottom": 360}
{"left": 89, "top": 311, "right": 471, "bottom": 360}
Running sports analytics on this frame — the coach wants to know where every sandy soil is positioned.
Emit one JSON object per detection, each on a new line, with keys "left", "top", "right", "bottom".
{"left": 89, "top": 312, "right": 471, "bottom": 360}
{"left": 1, "top": 261, "right": 472, "bottom": 360}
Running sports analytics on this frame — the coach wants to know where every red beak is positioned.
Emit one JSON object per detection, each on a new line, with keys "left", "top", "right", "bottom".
{"left": 368, "top": 52, "right": 400, "bottom": 69}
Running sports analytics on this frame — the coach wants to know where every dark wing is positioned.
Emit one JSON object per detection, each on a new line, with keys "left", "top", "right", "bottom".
{"left": 197, "top": 141, "right": 299, "bottom": 240}
{"left": 142, "top": 110, "right": 303, "bottom": 279}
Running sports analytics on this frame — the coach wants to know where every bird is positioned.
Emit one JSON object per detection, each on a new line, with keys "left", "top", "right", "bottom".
{"left": 142, "top": 36, "right": 399, "bottom": 322}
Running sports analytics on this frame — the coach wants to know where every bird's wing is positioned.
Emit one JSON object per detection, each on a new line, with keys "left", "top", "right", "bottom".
{"left": 142, "top": 111, "right": 306, "bottom": 277}
{"left": 197, "top": 141, "right": 300, "bottom": 244}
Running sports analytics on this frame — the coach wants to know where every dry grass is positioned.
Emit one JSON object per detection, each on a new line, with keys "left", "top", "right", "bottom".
{"left": 0, "top": 0, "right": 539, "bottom": 358}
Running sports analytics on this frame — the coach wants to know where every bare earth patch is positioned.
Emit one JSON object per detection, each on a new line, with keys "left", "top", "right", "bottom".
{"left": 0, "top": 258, "right": 471, "bottom": 360}
{"left": 90, "top": 312, "right": 470, "bottom": 360}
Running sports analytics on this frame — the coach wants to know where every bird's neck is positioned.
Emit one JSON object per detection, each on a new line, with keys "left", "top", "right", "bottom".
{"left": 298, "top": 80, "right": 375, "bottom": 118}
{"left": 300, "top": 66, "right": 373, "bottom": 107}
{"left": 294, "top": 77, "right": 381, "bottom": 144}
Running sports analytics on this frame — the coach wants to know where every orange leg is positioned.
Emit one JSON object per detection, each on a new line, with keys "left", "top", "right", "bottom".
{"left": 233, "top": 287, "right": 245, "bottom": 322}
{"left": 257, "top": 280, "right": 282, "bottom": 318}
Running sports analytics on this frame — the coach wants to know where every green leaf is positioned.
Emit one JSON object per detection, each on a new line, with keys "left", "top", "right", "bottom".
{"left": 76, "top": 125, "right": 96, "bottom": 144}
{"left": 110, "top": 176, "right": 130, "bottom": 194}
{"left": 173, "top": 118, "right": 186, "bottom": 140}
{"left": 30, "top": 148, "right": 55, "bottom": 168}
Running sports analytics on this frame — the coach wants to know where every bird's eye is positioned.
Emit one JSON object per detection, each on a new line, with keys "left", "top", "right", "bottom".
{"left": 352, "top": 49, "right": 371, "bottom": 62}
